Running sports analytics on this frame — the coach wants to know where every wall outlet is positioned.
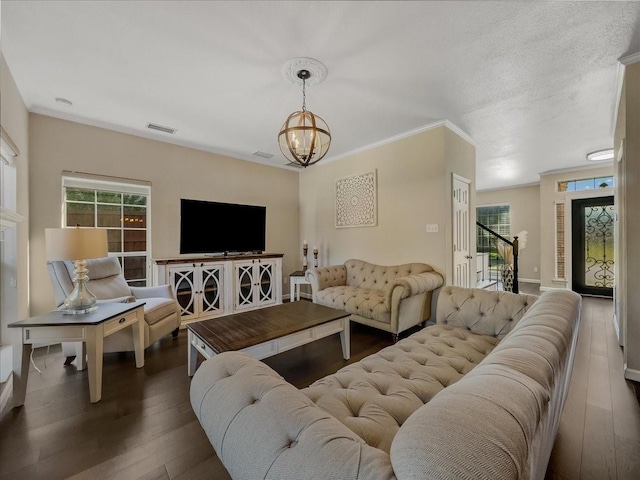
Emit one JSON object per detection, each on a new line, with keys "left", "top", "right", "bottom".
{"left": 534, "top": 267, "right": 538, "bottom": 273}
{"left": 426, "top": 224, "right": 439, "bottom": 233}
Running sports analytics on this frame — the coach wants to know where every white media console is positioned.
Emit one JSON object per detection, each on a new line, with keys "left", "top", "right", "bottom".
{"left": 153, "top": 253, "right": 283, "bottom": 326}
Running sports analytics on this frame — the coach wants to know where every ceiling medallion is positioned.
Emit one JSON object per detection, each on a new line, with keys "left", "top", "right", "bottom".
{"left": 278, "top": 58, "right": 331, "bottom": 168}
{"left": 281, "top": 57, "right": 327, "bottom": 86}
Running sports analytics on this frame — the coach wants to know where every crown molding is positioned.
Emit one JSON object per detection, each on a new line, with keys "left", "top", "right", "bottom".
{"left": 322, "top": 119, "right": 475, "bottom": 165}
{"left": 477, "top": 181, "right": 540, "bottom": 193}
{"left": 538, "top": 161, "right": 614, "bottom": 177}
{"left": 620, "top": 52, "right": 640, "bottom": 66}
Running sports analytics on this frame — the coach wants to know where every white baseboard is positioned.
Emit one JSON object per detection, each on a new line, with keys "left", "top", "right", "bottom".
{"left": 0, "top": 373, "right": 13, "bottom": 414}
{"left": 539, "top": 286, "right": 570, "bottom": 292}
{"left": 624, "top": 366, "right": 640, "bottom": 382}
{"left": 286, "top": 292, "right": 312, "bottom": 301}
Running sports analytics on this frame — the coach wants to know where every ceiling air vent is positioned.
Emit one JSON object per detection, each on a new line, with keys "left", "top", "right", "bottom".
{"left": 253, "top": 151, "right": 274, "bottom": 159}
{"left": 146, "top": 123, "right": 176, "bottom": 134}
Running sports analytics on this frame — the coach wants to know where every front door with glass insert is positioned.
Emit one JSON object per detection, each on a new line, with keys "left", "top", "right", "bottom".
{"left": 571, "top": 196, "right": 614, "bottom": 297}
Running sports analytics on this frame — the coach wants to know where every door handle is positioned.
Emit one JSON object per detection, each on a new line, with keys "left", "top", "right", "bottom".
{"left": 465, "top": 255, "right": 473, "bottom": 259}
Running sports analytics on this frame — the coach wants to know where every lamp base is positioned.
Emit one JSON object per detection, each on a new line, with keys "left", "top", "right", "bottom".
{"left": 61, "top": 259, "right": 99, "bottom": 314}
{"left": 60, "top": 305, "right": 98, "bottom": 315}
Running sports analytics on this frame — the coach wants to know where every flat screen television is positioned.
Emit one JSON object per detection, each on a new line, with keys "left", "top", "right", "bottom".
{"left": 180, "top": 199, "right": 266, "bottom": 255}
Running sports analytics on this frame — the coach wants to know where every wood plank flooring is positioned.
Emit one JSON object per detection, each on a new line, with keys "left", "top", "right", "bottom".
{"left": 1, "top": 293, "right": 639, "bottom": 480}
{"left": 546, "top": 295, "right": 640, "bottom": 480}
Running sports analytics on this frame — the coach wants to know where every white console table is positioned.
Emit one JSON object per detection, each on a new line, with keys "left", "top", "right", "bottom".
{"left": 153, "top": 253, "right": 283, "bottom": 325}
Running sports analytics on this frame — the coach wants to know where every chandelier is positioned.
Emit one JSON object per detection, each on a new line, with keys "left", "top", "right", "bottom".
{"left": 278, "top": 62, "right": 331, "bottom": 168}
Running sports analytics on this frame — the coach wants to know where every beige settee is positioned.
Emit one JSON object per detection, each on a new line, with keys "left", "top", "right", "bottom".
{"left": 306, "top": 259, "right": 444, "bottom": 341}
{"left": 190, "top": 286, "right": 582, "bottom": 480}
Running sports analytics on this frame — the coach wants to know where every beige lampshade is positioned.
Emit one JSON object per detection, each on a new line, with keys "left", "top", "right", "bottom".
{"left": 45, "top": 227, "right": 108, "bottom": 261}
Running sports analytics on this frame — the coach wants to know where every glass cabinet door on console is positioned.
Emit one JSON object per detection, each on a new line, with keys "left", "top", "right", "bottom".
{"left": 169, "top": 262, "right": 224, "bottom": 321}
{"left": 233, "top": 258, "right": 278, "bottom": 312}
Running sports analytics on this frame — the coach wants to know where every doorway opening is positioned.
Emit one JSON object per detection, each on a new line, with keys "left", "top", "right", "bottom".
{"left": 571, "top": 196, "right": 614, "bottom": 297}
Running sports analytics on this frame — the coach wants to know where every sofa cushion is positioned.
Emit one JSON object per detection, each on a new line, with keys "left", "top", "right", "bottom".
{"left": 143, "top": 297, "right": 178, "bottom": 325}
{"left": 315, "top": 286, "right": 391, "bottom": 324}
{"left": 302, "top": 324, "right": 500, "bottom": 454}
{"left": 436, "top": 285, "right": 538, "bottom": 339}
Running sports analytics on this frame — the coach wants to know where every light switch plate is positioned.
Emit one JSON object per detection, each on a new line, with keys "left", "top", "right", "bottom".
{"left": 426, "top": 224, "right": 439, "bottom": 233}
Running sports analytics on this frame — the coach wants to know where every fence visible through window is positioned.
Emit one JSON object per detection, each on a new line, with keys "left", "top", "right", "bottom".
{"left": 62, "top": 175, "right": 151, "bottom": 287}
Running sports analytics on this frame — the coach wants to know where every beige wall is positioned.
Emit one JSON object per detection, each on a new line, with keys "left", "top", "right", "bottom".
{"left": 298, "top": 125, "right": 475, "bottom": 284}
{"left": 28, "top": 114, "right": 300, "bottom": 316}
{"left": 539, "top": 165, "right": 614, "bottom": 290}
{"left": 477, "top": 184, "right": 541, "bottom": 282}
{"left": 615, "top": 61, "right": 640, "bottom": 379}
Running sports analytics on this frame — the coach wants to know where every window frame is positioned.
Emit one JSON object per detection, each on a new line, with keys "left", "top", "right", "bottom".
{"left": 476, "top": 203, "right": 511, "bottom": 239}
{"left": 61, "top": 173, "right": 152, "bottom": 287}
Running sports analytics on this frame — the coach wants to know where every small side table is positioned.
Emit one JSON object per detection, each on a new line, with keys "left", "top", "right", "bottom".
{"left": 8, "top": 301, "right": 146, "bottom": 405}
{"left": 289, "top": 270, "right": 311, "bottom": 301}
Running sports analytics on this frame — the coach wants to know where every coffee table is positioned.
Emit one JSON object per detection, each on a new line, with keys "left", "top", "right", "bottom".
{"left": 187, "top": 301, "right": 350, "bottom": 376}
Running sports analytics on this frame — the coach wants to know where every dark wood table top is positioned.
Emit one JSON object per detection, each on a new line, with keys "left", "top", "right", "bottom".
{"left": 154, "top": 253, "right": 284, "bottom": 265}
{"left": 187, "top": 301, "right": 349, "bottom": 353}
{"left": 8, "top": 301, "right": 145, "bottom": 328}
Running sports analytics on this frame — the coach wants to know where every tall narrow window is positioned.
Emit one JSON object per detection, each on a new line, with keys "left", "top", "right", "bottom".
{"left": 555, "top": 202, "right": 565, "bottom": 279}
{"left": 62, "top": 174, "right": 151, "bottom": 286}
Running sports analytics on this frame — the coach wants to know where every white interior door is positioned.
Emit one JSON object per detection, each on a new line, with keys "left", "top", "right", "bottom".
{"left": 453, "top": 174, "right": 471, "bottom": 287}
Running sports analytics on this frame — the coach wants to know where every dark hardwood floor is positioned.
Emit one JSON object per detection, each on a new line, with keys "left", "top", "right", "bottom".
{"left": 1, "top": 291, "right": 639, "bottom": 480}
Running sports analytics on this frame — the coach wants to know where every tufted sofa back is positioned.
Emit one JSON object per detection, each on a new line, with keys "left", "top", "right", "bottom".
{"left": 436, "top": 285, "right": 539, "bottom": 339}
{"left": 344, "top": 259, "right": 435, "bottom": 292}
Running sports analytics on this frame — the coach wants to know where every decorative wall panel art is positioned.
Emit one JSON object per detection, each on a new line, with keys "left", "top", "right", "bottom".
{"left": 335, "top": 170, "right": 377, "bottom": 228}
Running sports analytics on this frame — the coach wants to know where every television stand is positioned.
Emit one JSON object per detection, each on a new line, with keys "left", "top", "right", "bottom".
{"left": 153, "top": 253, "right": 283, "bottom": 326}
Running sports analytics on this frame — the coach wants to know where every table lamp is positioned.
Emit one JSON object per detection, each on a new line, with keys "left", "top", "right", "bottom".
{"left": 45, "top": 227, "right": 109, "bottom": 314}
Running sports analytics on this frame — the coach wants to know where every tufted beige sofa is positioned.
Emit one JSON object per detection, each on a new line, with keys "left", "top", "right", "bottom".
{"left": 306, "top": 259, "right": 444, "bottom": 341}
{"left": 190, "top": 286, "right": 582, "bottom": 480}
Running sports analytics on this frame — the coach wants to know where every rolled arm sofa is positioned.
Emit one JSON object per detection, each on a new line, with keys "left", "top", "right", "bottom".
{"left": 190, "top": 286, "right": 582, "bottom": 480}
{"left": 306, "top": 259, "right": 445, "bottom": 340}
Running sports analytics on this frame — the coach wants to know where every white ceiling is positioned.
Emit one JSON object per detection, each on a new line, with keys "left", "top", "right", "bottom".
{"left": 2, "top": 1, "right": 639, "bottom": 190}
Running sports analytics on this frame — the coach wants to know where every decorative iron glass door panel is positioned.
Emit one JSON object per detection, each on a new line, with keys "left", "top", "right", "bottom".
{"left": 571, "top": 196, "right": 614, "bottom": 297}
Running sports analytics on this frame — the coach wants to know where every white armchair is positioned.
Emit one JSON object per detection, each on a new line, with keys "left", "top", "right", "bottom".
{"left": 47, "top": 256, "right": 180, "bottom": 364}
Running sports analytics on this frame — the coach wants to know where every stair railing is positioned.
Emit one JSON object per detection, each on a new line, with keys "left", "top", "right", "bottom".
{"left": 476, "top": 222, "right": 519, "bottom": 294}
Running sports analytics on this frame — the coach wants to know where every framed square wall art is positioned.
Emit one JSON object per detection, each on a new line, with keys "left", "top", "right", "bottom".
{"left": 335, "top": 170, "right": 377, "bottom": 228}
